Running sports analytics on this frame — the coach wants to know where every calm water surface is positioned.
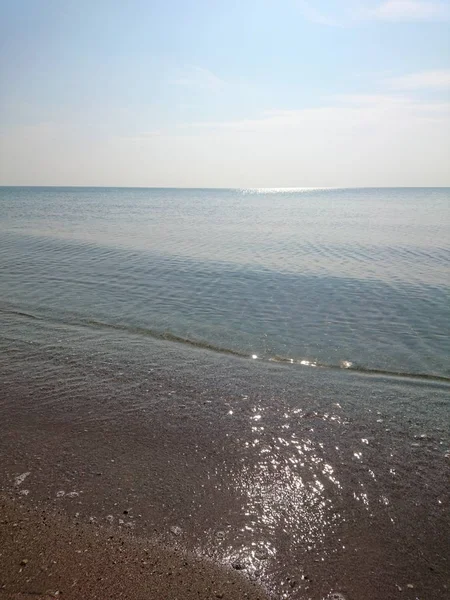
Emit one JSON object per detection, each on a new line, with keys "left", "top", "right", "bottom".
{"left": 1, "top": 186, "right": 449, "bottom": 379}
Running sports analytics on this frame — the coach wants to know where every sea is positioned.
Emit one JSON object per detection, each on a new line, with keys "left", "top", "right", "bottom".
{"left": 0, "top": 186, "right": 449, "bottom": 599}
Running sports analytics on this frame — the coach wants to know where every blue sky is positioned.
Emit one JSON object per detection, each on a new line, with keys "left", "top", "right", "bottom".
{"left": 1, "top": 0, "right": 449, "bottom": 186}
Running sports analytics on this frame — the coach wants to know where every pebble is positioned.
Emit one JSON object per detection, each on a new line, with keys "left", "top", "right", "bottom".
{"left": 20, "top": 559, "right": 29, "bottom": 566}
{"left": 170, "top": 525, "right": 182, "bottom": 536}
{"left": 14, "top": 472, "right": 30, "bottom": 486}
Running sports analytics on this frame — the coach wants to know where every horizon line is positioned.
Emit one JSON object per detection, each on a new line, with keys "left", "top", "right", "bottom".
{"left": 1, "top": 185, "right": 449, "bottom": 190}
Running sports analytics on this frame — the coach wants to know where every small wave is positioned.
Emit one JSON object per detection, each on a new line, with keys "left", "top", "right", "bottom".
{"left": 1, "top": 308, "right": 41, "bottom": 320}
{"left": 269, "top": 354, "right": 450, "bottom": 383}
{"left": 3, "top": 307, "right": 449, "bottom": 385}
{"left": 69, "top": 318, "right": 248, "bottom": 358}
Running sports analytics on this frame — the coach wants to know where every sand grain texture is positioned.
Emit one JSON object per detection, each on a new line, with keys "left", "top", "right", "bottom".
{"left": 0, "top": 496, "right": 270, "bottom": 600}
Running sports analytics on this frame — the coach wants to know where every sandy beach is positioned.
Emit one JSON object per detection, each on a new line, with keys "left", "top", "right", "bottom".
{"left": 0, "top": 494, "right": 270, "bottom": 600}
{"left": 0, "top": 332, "right": 449, "bottom": 600}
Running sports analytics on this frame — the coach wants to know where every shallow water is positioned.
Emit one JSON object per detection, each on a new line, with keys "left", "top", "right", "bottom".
{"left": 1, "top": 186, "right": 449, "bottom": 379}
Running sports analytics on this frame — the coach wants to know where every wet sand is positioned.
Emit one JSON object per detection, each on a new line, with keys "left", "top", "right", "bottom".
{"left": 0, "top": 494, "right": 269, "bottom": 600}
{"left": 0, "top": 333, "right": 449, "bottom": 600}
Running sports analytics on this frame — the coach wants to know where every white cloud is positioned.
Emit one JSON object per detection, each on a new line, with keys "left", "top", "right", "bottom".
{"left": 370, "top": 1, "right": 449, "bottom": 21}
{"left": 386, "top": 69, "right": 450, "bottom": 89}
{"left": 169, "top": 66, "right": 225, "bottom": 89}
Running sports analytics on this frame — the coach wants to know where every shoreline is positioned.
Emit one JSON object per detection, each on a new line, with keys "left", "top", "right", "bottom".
{"left": 1, "top": 334, "right": 449, "bottom": 600}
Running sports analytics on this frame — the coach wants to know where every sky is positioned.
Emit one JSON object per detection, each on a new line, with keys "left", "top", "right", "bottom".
{"left": 0, "top": 0, "right": 449, "bottom": 187}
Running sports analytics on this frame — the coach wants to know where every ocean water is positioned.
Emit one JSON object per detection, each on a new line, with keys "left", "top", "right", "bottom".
{"left": 1, "top": 186, "right": 449, "bottom": 379}
{"left": 1, "top": 186, "right": 449, "bottom": 599}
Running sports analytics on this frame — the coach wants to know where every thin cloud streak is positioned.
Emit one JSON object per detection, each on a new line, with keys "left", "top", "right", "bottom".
{"left": 369, "top": 0, "right": 450, "bottom": 21}
{"left": 298, "top": 1, "right": 449, "bottom": 25}
{"left": 297, "top": 2, "right": 344, "bottom": 26}
{"left": 386, "top": 69, "right": 450, "bottom": 89}
{"left": 178, "top": 95, "right": 450, "bottom": 134}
